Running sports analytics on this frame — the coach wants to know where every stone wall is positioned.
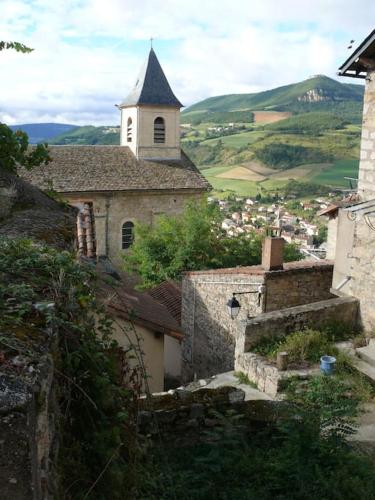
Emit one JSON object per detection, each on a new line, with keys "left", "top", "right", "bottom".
{"left": 181, "top": 261, "right": 333, "bottom": 383}
{"left": 181, "top": 271, "right": 265, "bottom": 382}
{"left": 0, "top": 336, "right": 58, "bottom": 500}
{"left": 235, "top": 296, "right": 359, "bottom": 355}
{"left": 348, "top": 215, "right": 375, "bottom": 330}
{"left": 138, "top": 386, "right": 284, "bottom": 444}
{"left": 264, "top": 262, "right": 334, "bottom": 311}
{"left": 66, "top": 190, "right": 202, "bottom": 266}
{"left": 358, "top": 70, "right": 375, "bottom": 201}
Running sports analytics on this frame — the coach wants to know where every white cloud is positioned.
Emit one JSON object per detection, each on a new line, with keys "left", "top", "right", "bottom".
{"left": 0, "top": 0, "right": 373, "bottom": 125}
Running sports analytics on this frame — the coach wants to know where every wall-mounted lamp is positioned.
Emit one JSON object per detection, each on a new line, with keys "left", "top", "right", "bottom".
{"left": 227, "top": 285, "right": 266, "bottom": 320}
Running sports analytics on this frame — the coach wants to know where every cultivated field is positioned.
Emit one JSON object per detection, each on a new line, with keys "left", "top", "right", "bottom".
{"left": 217, "top": 166, "right": 264, "bottom": 182}
{"left": 253, "top": 111, "right": 292, "bottom": 123}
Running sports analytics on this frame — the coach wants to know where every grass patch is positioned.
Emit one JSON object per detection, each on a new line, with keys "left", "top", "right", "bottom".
{"left": 234, "top": 371, "right": 258, "bottom": 388}
{"left": 311, "top": 159, "right": 360, "bottom": 187}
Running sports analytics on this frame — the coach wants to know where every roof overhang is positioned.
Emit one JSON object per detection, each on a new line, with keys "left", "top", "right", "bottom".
{"left": 338, "top": 29, "right": 375, "bottom": 79}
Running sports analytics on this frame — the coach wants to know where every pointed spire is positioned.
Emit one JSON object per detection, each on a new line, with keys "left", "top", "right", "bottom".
{"left": 120, "top": 49, "right": 182, "bottom": 108}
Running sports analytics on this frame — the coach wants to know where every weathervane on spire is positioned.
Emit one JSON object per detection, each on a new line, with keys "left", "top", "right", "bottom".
{"left": 150, "top": 37, "right": 154, "bottom": 49}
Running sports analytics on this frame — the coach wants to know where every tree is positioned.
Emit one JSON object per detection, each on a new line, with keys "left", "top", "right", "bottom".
{"left": 0, "top": 41, "right": 51, "bottom": 173}
{"left": 123, "top": 199, "right": 302, "bottom": 288}
{"left": 0, "top": 41, "right": 33, "bottom": 53}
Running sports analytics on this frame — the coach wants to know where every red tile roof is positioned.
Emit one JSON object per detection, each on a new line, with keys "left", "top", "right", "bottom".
{"left": 148, "top": 281, "right": 181, "bottom": 325}
{"left": 98, "top": 273, "right": 182, "bottom": 340}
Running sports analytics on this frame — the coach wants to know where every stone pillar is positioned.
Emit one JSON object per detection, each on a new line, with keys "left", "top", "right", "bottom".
{"left": 358, "top": 70, "right": 375, "bottom": 201}
{"left": 262, "top": 237, "right": 284, "bottom": 271}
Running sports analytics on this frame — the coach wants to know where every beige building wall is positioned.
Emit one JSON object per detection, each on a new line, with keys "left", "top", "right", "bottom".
{"left": 120, "top": 105, "right": 180, "bottom": 160}
{"left": 65, "top": 190, "right": 202, "bottom": 266}
{"left": 164, "top": 336, "right": 182, "bottom": 383}
{"left": 326, "top": 217, "right": 339, "bottom": 260}
{"left": 120, "top": 107, "right": 138, "bottom": 154}
{"left": 111, "top": 318, "right": 164, "bottom": 393}
{"left": 358, "top": 70, "right": 375, "bottom": 201}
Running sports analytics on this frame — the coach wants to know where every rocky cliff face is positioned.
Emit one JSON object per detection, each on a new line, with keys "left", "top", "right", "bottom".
{"left": 297, "top": 88, "right": 335, "bottom": 102}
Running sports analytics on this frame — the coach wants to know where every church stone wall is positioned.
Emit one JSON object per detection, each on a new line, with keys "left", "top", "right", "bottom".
{"left": 66, "top": 190, "right": 202, "bottom": 266}
{"left": 121, "top": 105, "right": 180, "bottom": 160}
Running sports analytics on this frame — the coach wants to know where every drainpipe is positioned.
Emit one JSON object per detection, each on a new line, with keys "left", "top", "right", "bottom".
{"left": 105, "top": 197, "right": 110, "bottom": 256}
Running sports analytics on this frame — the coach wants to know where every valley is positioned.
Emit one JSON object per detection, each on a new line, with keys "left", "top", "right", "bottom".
{"left": 10, "top": 74, "right": 364, "bottom": 199}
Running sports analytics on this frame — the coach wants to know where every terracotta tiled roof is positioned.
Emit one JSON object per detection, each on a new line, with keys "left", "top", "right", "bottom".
{"left": 98, "top": 274, "right": 182, "bottom": 339}
{"left": 20, "top": 146, "right": 210, "bottom": 194}
{"left": 148, "top": 281, "right": 181, "bottom": 325}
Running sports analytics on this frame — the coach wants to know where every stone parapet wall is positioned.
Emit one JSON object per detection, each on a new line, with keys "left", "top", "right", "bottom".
{"left": 264, "top": 262, "right": 334, "bottom": 311}
{"left": 236, "top": 296, "right": 359, "bottom": 355}
{"left": 138, "top": 386, "right": 284, "bottom": 443}
{"left": 235, "top": 352, "right": 320, "bottom": 397}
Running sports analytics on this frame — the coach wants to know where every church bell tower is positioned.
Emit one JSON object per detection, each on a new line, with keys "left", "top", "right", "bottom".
{"left": 119, "top": 48, "right": 182, "bottom": 161}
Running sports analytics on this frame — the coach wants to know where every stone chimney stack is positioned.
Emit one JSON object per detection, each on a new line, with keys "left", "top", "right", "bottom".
{"left": 262, "top": 237, "right": 285, "bottom": 271}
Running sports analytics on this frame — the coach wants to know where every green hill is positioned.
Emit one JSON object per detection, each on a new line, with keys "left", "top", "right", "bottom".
{"left": 9, "top": 123, "right": 77, "bottom": 143}
{"left": 183, "top": 75, "right": 364, "bottom": 123}
{"left": 49, "top": 125, "right": 120, "bottom": 145}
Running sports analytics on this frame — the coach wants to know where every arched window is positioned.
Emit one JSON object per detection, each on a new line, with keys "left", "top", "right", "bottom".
{"left": 127, "top": 117, "right": 132, "bottom": 143}
{"left": 154, "top": 117, "right": 165, "bottom": 144}
{"left": 122, "top": 221, "right": 134, "bottom": 249}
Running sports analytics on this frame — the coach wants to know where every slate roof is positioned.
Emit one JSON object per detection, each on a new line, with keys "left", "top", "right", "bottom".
{"left": 0, "top": 168, "right": 77, "bottom": 249}
{"left": 120, "top": 48, "right": 183, "bottom": 108}
{"left": 21, "top": 145, "right": 211, "bottom": 193}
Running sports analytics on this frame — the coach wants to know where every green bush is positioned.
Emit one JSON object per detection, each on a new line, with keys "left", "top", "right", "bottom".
{"left": 265, "top": 112, "right": 347, "bottom": 134}
{"left": 277, "top": 329, "right": 338, "bottom": 364}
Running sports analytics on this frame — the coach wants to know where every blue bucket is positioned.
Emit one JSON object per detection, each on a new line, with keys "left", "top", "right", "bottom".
{"left": 320, "top": 355, "right": 336, "bottom": 375}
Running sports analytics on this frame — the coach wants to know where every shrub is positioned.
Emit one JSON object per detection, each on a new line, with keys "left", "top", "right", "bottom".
{"left": 277, "top": 329, "right": 338, "bottom": 364}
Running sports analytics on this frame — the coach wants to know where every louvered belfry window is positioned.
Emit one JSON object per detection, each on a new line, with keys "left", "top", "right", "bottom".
{"left": 154, "top": 117, "right": 165, "bottom": 143}
{"left": 127, "top": 117, "right": 132, "bottom": 142}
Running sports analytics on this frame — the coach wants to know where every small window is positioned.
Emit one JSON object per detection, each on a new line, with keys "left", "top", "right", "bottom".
{"left": 127, "top": 117, "right": 132, "bottom": 143}
{"left": 122, "top": 221, "right": 134, "bottom": 249}
{"left": 154, "top": 117, "right": 165, "bottom": 143}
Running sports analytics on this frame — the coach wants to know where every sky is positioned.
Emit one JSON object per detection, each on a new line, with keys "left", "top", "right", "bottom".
{"left": 0, "top": 0, "right": 374, "bottom": 126}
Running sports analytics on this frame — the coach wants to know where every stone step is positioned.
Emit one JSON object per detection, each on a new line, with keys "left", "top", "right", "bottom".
{"left": 352, "top": 357, "right": 375, "bottom": 383}
{"left": 356, "top": 345, "right": 375, "bottom": 368}
{"left": 336, "top": 343, "right": 375, "bottom": 384}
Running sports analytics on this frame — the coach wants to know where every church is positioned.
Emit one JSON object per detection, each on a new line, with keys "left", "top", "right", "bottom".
{"left": 22, "top": 48, "right": 210, "bottom": 266}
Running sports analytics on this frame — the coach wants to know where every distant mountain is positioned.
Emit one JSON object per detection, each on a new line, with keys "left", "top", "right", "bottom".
{"left": 182, "top": 75, "right": 364, "bottom": 124}
{"left": 49, "top": 125, "right": 120, "bottom": 145}
{"left": 9, "top": 123, "right": 78, "bottom": 144}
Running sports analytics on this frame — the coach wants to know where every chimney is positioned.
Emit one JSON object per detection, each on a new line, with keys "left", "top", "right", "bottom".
{"left": 262, "top": 237, "right": 285, "bottom": 271}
